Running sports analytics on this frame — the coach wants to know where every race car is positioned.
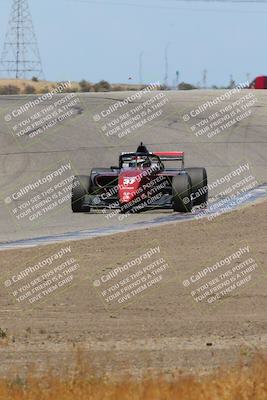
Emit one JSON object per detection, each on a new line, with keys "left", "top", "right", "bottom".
{"left": 71, "top": 143, "right": 208, "bottom": 213}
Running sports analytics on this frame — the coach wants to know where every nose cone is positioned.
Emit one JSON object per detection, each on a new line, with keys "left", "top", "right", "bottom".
{"left": 118, "top": 170, "right": 142, "bottom": 204}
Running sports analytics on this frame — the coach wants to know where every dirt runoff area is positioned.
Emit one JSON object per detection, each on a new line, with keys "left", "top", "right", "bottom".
{"left": 0, "top": 201, "right": 266, "bottom": 378}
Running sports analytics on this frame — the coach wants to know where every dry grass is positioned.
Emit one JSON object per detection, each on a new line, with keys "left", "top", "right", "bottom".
{"left": 0, "top": 354, "right": 266, "bottom": 400}
{"left": 0, "top": 79, "right": 147, "bottom": 94}
{"left": 0, "top": 79, "right": 80, "bottom": 93}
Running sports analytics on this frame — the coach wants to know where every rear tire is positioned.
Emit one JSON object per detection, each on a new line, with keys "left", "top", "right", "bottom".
{"left": 172, "top": 174, "right": 192, "bottom": 212}
{"left": 71, "top": 175, "right": 90, "bottom": 213}
{"left": 185, "top": 167, "right": 208, "bottom": 206}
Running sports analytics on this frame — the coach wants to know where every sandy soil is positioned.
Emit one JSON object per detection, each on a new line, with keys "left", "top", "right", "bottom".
{"left": 0, "top": 200, "right": 266, "bottom": 377}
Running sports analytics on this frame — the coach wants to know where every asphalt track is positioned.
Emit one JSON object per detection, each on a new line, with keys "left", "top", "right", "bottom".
{"left": 0, "top": 89, "right": 267, "bottom": 246}
{"left": 0, "top": 182, "right": 266, "bottom": 250}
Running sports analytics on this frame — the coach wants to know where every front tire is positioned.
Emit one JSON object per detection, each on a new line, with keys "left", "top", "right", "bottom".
{"left": 71, "top": 175, "right": 90, "bottom": 213}
{"left": 172, "top": 174, "right": 192, "bottom": 212}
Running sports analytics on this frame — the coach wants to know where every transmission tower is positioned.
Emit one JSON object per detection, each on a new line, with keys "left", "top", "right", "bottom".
{"left": 0, "top": 0, "right": 44, "bottom": 79}
{"left": 202, "top": 69, "right": 207, "bottom": 89}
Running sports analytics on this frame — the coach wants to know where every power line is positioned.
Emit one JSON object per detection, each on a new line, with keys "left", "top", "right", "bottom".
{"left": 0, "top": 0, "right": 44, "bottom": 79}
{"left": 173, "top": 0, "right": 267, "bottom": 2}
{"left": 67, "top": 0, "right": 267, "bottom": 3}
{"left": 66, "top": 0, "right": 267, "bottom": 5}
{"left": 65, "top": 0, "right": 267, "bottom": 13}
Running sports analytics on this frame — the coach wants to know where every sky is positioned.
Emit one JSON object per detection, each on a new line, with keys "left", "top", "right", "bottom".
{"left": 0, "top": 0, "right": 267, "bottom": 86}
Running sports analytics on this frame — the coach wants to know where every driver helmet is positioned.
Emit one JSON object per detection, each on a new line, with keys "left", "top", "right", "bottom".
{"left": 136, "top": 156, "right": 146, "bottom": 169}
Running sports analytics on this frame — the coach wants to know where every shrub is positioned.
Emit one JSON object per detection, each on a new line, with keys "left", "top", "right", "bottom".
{"left": 0, "top": 328, "right": 7, "bottom": 338}
{"left": 0, "top": 84, "right": 20, "bottom": 95}
{"left": 24, "top": 84, "right": 36, "bottom": 94}
{"left": 79, "top": 79, "right": 92, "bottom": 92}
{"left": 93, "top": 80, "right": 111, "bottom": 92}
{"left": 63, "top": 86, "right": 79, "bottom": 93}
{"left": 40, "top": 85, "right": 50, "bottom": 94}
{"left": 159, "top": 84, "right": 168, "bottom": 90}
{"left": 32, "top": 76, "right": 39, "bottom": 82}
{"left": 113, "top": 85, "right": 123, "bottom": 91}
{"left": 178, "top": 82, "right": 197, "bottom": 90}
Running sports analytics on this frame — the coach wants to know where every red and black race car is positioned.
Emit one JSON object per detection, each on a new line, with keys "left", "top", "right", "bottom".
{"left": 71, "top": 143, "right": 208, "bottom": 213}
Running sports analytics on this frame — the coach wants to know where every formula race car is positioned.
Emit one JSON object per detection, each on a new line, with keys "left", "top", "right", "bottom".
{"left": 71, "top": 143, "right": 208, "bottom": 213}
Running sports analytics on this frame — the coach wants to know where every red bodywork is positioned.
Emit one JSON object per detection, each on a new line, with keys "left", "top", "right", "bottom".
{"left": 118, "top": 152, "right": 184, "bottom": 205}
{"left": 118, "top": 169, "right": 151, "bottom": 204}
{"left": 154, "top": 151, "right": 184, "bottom": 157}
{"left": 249, "top": 76, "right": 267, "bottom": 89}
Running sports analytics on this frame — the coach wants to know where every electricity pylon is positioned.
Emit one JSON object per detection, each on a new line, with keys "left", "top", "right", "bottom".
{"left": 0, "top": 0, "right": 44, "bottom": 79}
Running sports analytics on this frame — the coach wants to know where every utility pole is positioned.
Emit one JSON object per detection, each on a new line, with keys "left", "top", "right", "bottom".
{"left": 0, "top": 0, "right": 44, "bottom": 79}
{"left": 176, "top": 70, "right": 179, "bottom": 89}
{"left": 139, "top": 51, "right": 144, "bottom": 85}
{"left": 229, "top": 74, "right": 235, "bottom": 88}
{"left": 164, "top": 42, "right": 170, "bottom": 88}
{"left": 202, "top": 69, "right": 207, "bottom": 89}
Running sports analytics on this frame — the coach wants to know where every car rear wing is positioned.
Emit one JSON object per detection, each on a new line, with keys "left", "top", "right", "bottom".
{"left": 154, "top": 152, "right": 184, "bottom": 168}
{"left": 120, "top": 151, "right": 185, "bottom": 168}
